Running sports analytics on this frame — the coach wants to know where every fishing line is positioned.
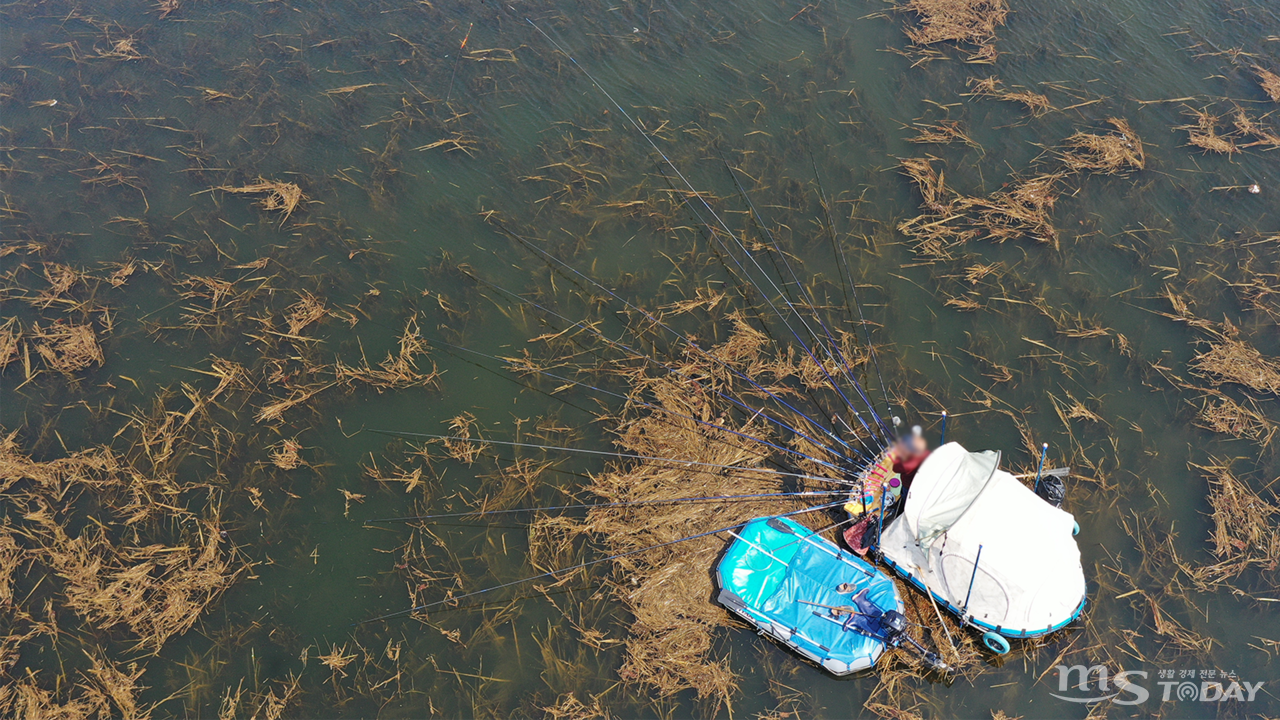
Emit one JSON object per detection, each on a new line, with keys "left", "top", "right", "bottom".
{"left": 524, "top": 18, "right": 879, "bottom": 436}
{"left": 722, "top": 156, "right": 891, "bottom": 448}
{"left": 444, "top": 22, "right": 474, "bottom": 105}
{"left": 424, "top": 335, "right": 856, "bottom": 483}
{"left": 354, "top": 499, "right": 848, "bottom": 625}
{"left": 806, "top": 150, "right": 895, "bottom": 444}
{"left": 363, "top": 489, "right": 847, "bottom": 523}
{"left": 481, "top": 218, "right": 869, "bottom": 460}
{"left": 450, "top": 279, "right": 863, "bottom": 471}
{"left": 369, "top": 429, "right": 860, "bottom": 487}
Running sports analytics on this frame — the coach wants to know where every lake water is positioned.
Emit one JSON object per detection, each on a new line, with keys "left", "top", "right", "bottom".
{"left": 2, "top": 0, "right": 1278, "bottom": 717}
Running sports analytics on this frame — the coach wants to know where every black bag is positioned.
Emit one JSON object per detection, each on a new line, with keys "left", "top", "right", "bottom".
{"left": 1035, "top": 475, "right": 1066, "bottom": 508}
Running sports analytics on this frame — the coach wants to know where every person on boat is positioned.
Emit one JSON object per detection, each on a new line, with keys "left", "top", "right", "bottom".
{"left": 891, "top": 425, "right": 930, "bottom": 493}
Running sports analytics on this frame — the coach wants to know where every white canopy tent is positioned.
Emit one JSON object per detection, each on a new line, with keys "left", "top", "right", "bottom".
{"left": 879, "top": 442, "right": 1086, "bottom": 635}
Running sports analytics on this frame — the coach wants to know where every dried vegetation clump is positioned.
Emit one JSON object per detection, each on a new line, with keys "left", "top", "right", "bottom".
{"left": 1060, "top": 118, "right": 1145, "bottom": 174}
{"left": 897, "top": 0, "right": 1008, "bottom": 49}
{"left": 970, "top": 172, "right": 1063, "bottom": 245}
{"left": 1254, "top": 66, "right": 1280, "bottom": 102}
{"left": 1230, "top": 107, "right": 1280, "bottom": 148}
{"left": 541, "top": 692, "right": 610, "bottom": 720}
{"left": 0, "top": 238, "right": 441, "bottom": 710}
{"left": 0, "top": 434, "right": 246, "bottom": 649}
{"left": 897, "top": 113, "right": 1152, "bottom": 260}
{"left": 905, "top": 119, "right": 981, "bottom": 150}
{"left": 1189, "top": 327, "right": 1280, "bottom": 394}
{"left": 1169, "top": 99, "right": 1280, "bottom": 152}
{"left": 1180, "top": 108, "right": 1238, "bottom": 154}
{"left": 0, "top": 321, "right": 107, "bottom": 379}
{"left": 33, "top": 322, "right": 105, "bottom": 375}
{"left": 966, "top": 76, "right": 1053, "bottom": 116}
{"left": 1189, "top": 463, "right": 1280, "bottom": 589}
{"left": 528, "top": 321, "right": 818, "bottom": 708}
{"left": 51, "top": 524, "right": 239, "bottom": 652}
{"left": 1194, "top": 394, "right": 1275, "bottom": 445}
{"left": 1, "top": 653, "right": 154, "bottom": 720}
{"left": 897, "top": 158, "right": 1063, "bottom": 255}
{"left": 215, "top": 178, "right": 306, "bottom": 222}
{"left": 491, "top": 315, "right": 980, "bottom": 714}
{"left": 0, "top": 417, "right": 247, "bottom": 717}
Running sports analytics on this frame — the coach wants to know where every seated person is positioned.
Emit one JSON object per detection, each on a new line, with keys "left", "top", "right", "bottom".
{"left": 891, "top": 425, "right": 930, "bottom": 492}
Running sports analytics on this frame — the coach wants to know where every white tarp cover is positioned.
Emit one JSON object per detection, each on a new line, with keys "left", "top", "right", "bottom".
{"left": 881, "top": 442, "right": 1086, "bottom": 634}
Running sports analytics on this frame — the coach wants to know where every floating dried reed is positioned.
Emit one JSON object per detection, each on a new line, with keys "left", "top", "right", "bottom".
{"left": 1254, "top": 66, "right": 1280, "bottom": 102}
{"left": 519, "top": 320, "right": 847, "bottom": 710}
{"left": 0, "top": 318, "right": 20, "bottom": 371}
{"left": 905, "top": 119, "right": 981, "bottom": 150}
{"left": 49, "top": 521, "right": 241, "bottom": 653}
{"left": 1191, "top": 462, "right": 1280, "bottom": 588}
{"left": 31, "top": 322, "right": 104, "bottom": 375}
{"left": 284, "top": 292, "right": 328, "bottom": 336}
{"left": 540, "top": 692, "right": 610, "bottom": 719}
{"left": 1189, "top": 330, "right": 1280, "bottom": 394}
{"left": 1180, "top": 108, "right": 1238, "bottom": 154}
{"left": 1194, "top": 394, "right": 1276, "bottom": 445}
{"left": 898, "top": 157, "right": 951, "bottom": 213}
{"left": 897, "top": 0, "right": 1009, "bottom": 48}
{"left": 214, "top": 179, "right": 305, "bottom": 222}
{"left": 1060, "top": 118, "right": 1145, "bottom": 175}
{"left": 965, "top": 76, "right": 1052, "bottom": 116}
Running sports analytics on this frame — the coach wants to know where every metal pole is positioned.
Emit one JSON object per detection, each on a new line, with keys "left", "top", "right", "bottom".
{"left": 940, "top": 410, "right": 947, "bottom": 445}
{"left": 1034, "top": 443, "right": 1048, "bottom": 494}
{"left": 962, "top": 544, "right": 984, "bottom": 613}
{"left": 875, "top": 482, "right": 887, "bottom": 548}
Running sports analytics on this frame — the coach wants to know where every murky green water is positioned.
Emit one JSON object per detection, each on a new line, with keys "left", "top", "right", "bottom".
{"left": 3, "top": 0, "right": 1278, "bottom": 717}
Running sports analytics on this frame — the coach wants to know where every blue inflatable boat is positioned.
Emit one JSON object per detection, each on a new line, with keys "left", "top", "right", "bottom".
{"left": 715, "top": 516, "right": 908, "bottom": 675}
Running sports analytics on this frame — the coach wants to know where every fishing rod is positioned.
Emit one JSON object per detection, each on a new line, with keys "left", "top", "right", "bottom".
{"left": 355, "top": 499, "right": 849, "bottom": 625}
{"left": 808, "top": 150, "right": 857, "bottom": 339}
{"left": 423, "top": 326, "right": 843, "bottom": 483}
{"left": 453, "top": 278, "right": 867, "bottom": 472}
{"left": 660, "top": 173, "right": 876, "bottom": 436}
{"left": 816, "top": 173, "right": 896, "bottom": 440}
{"left": 463, "top": 269, "right": 858, "bottom": 460}
{"left": 437, "top": 333, "right": 855, "bottom": 476}
{"left": 707, "top": 162, "right": 884, "bottom": 445}
{"left": 721, "top": 157, "right": 891, "bottom": 447}
{"left": 427, "top": 332, "right": 818, "bottom": 480}
{"left": 363, "top": 489, "right": 848, "bottom": 523}
{"left": 466, "top": 278, "right": 873, "bottom": 472}
{"left": 643, "top": 156, "right": 860, "bottom": 442}
{"left": 369, "top": 429, "right": 859, "bottom": 487}
{"left": 480, "top": 218, "right": 878, "bottom": 463}
{"left": 806, "top": 150, "right": 896, "bottom": 444}
{"left": 523, "top": 18, "right": 881, "bottom": 437}
{"left": 465, "top": 223, "right": 856, "bottom": 446}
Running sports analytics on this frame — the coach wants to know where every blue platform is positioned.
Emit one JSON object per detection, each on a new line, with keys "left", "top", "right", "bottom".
{"left": 716, "top": 516, "right": 903, "bottom": 675}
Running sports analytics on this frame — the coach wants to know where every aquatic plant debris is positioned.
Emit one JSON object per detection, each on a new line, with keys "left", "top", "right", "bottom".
{"left": 1060, "top": 118, "right": 1145, "bottom": 175}
{"left": 897, "top": 0, "right": 1008, "bottom": 49}
{"left": 214, "top": 178, "right": 305, "bottom": 222}
{"left": 1190, "top": 328, "right": 1280, "bottom": 394}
